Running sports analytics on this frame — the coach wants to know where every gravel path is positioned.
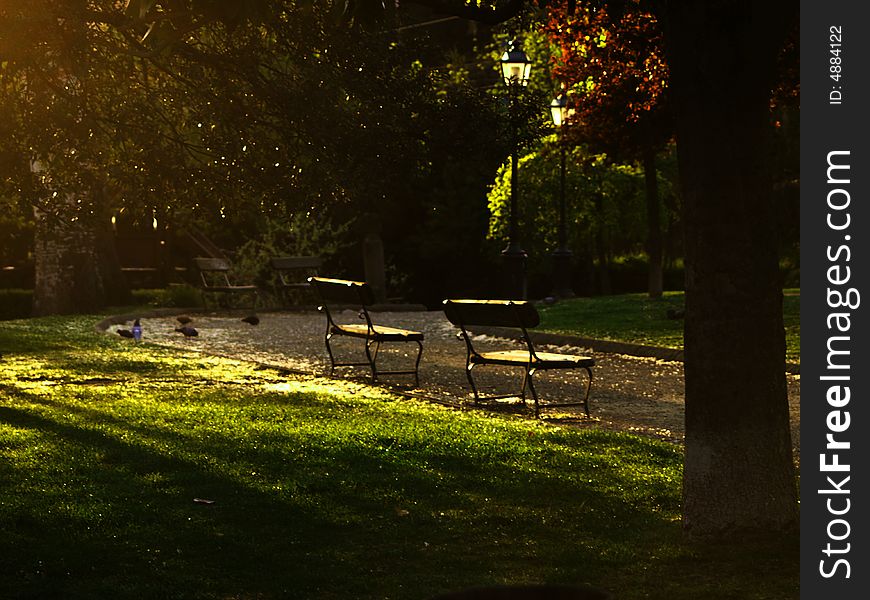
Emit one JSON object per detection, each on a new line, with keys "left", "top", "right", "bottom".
{"left": 128, "top": 310, "right": 801, "bottom": 458}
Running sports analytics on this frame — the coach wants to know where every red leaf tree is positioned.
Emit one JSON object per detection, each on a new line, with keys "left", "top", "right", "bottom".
{"left": 542, "top": 0, "right": 673, "bottom": 296}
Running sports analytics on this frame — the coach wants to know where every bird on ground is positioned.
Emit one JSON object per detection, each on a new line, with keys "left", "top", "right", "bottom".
{"left": 241, "top": 314, "right": 260, "bottom": 326}
{"left": 117, "top": 329, "right": 134, "bottom": 338}
{"left": 132, "top": 318, "right": 142, "bottom": 341}
{"left": 175, "top": 326, "right": 199, "bottom": 337}
{"left": 176, "top": 315, "right": 193, "bottom": 325}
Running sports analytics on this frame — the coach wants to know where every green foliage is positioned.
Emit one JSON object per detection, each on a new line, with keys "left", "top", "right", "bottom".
{"left": 0, "top": 314, "right": 798, "bottom": 599}
{"left": 1, "top": 2, "right": 520, "bottom": 305}
{"left": 129, "top": 285, "right": 204, "bottom": 309}
{"left": 487, "top": 142, "right": 646, "bottom": 264}
{"left": 232, "top": 210, "right": 353, "bottom": 292}
{"left": 0, "top": 289, "right": 32, "bottom": 320}
{"left": 0, "top": 195, "right": 32, "bottom": 266}
{"left": 390, "top": 78, "right": 511, "bottom": 303}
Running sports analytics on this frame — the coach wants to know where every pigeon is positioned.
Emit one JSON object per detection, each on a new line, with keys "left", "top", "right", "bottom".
{"left": 132, "top": 318, "right": 142, "bottom": 341}
{"left": 175, "top": 326, "right": 199, "bottom": 337}
{"left": 241, "top": 314, "right": 260, "bottom": 326}
{"left": 176, "top": 315, "right": 193, "bottom": 325}
{"left": 117, "top": 329, "right": 134, "bottom": 338}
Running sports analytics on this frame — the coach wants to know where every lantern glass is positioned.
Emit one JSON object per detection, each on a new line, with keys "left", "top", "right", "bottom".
{"left": 550, "top": 96, "right": 568, "bottom": 127}
{"left": 500, "top": 43, "right": 532, "bottom": 87}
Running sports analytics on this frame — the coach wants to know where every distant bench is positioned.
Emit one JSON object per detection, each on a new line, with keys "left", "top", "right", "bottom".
{"left": 270, "top": 256, "right": 322, "bottom": 305}
{"left": 193, "top": 257, "right": 258, "bottom": 309}
{"left": 443, "top": 299, "right": 595, "bottom": 418}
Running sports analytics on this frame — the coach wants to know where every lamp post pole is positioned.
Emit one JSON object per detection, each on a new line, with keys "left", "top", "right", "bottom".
{"left": 500, "top": 41, "right": 532, "bottom": 300}
{"left": 549, "top": 94, "right": 575, "bottom": 298}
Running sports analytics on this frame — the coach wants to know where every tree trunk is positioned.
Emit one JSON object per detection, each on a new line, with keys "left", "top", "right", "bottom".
{"left": 33, "top": 211, "right": 98, "bottom": 316}
{"left": 643, "top": 144, "right": 663, "bottom": 298}
{"left": 660, "top": 1, "right": 798, "bottom": 535}
{"left": 592, "top": 195, "right": 611, "bottom": 295}
{"left": 33, "top": 199, "right": 127, "bottom": 316}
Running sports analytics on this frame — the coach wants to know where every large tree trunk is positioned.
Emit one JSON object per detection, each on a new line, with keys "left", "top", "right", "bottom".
{"left": 660, "top": 1, "right": 798, "bottom": 535}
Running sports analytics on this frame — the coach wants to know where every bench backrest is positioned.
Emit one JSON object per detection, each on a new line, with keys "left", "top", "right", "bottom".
{"left": 443, "top": 299, "right": 540, "bottom": 330}
{"left": 270, "top": 256, "right": 323, "bottom": 271}
{"left": 309, "top": 277, "right": 376, "bottom": 307}
{"left": 194, "top": 257, "right": 233, "bottom": 288}
{"left": 194, "top": 257, "right": 231, "bottom": 272}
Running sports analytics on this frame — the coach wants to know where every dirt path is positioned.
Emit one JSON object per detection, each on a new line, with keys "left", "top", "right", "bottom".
{"left": 128, "top": 310, "right": 800, "bottom": 459}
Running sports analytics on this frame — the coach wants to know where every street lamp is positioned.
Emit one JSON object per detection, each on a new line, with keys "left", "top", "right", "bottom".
{"left": 500, "top": 42, "right": 532, "bottom": 87}
{"left": 549, "top": 94, "right": 575, "bottom": 298}
{"left": 499, "top": 40, "right": 532, "bottom": 299}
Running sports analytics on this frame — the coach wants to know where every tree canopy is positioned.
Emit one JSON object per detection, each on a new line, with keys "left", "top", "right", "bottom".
{"left": 1, "top": 1, "right": 515, "bottom": 308}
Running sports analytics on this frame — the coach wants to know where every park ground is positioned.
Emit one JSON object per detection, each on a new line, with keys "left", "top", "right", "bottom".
{"left": 0, "top": 295, "right": 799, "bottom": 599}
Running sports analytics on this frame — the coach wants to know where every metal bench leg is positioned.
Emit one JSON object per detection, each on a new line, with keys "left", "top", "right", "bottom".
{"left": 519, "top": 368, "right": 531, "bottom": 404}
{"left": 324, "top": 332, "right": 338, "bottom": 376}
{"left": 365, "top": 339, "right": 380, "bottom": 383}
{"left": 413, "top": 340, "right": 423, "bottom": 387}
{"left": 466, "top": 363, "right": 482, "bottom": 404}
{"left": 581, "top": 366, "right": 593, "bottom": 417}
{"left": 525, "top": 367, "right": 540, "bottom": 418}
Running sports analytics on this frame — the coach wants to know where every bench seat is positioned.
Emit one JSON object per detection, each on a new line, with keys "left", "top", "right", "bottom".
{"left": 332, "top": 323, "right": 424, "bottom": 341}
{"left": 473, "top": 350, "right": 594, "bottom": 369}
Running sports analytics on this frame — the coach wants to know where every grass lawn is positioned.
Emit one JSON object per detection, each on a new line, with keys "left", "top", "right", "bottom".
{"left": 537, "top": 291, "right": 801, "bottom": 364}
{"left": 0, "top": 316, "right": 797, "bottom": 599}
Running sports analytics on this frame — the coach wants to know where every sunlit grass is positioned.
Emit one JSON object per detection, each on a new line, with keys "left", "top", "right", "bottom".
{"left": 537, "top": 291, "right": 801, "bottom": 363}
{"left": 0, "top": 315, "right": 797, "bottom": 599}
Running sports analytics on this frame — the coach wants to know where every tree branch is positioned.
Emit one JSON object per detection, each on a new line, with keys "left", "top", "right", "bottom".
{"left": 404, "top": 0, "right": 528, "bottom": 25}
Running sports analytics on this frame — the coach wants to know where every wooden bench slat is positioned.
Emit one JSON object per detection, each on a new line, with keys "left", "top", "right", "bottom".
{"left": 443, "top": 298, "right": 540, "bottom": 329}
{"left": 473, "top": 349, "right": 594, "bottom": 368}
{"left": 333, "top": 323, "right": 424, "bottom": 341}
{"left": 194, "top": 257, "right": 231, "bottom": 272}
{"left": 309, "top": 277, "right": 376, "bottom": 306}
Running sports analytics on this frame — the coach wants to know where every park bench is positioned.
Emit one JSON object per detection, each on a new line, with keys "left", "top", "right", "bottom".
{"left": 443, "top": 299, "right": 595, "bottom": 418}
{"left": 309, "top": 276, "right": 424, "bottom": 385}
{"left": 270, "top": 256, "right": 322, "bottom": 305}
{"left": 193, "top": 257, "right": 259, "bottom": 309}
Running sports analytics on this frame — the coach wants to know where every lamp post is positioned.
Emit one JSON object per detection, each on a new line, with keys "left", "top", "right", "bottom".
{"left": 549, "top": 94, "right": 575, "bottom": 298}
{"left": 499, "top": 40, "right": 532, "bottom": 300}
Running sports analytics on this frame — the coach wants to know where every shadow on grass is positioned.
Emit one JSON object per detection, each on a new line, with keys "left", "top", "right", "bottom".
{"left": 0, "top": 334, "right": 797, "bottom": 600}
{"left": 0, "top": 384, "right": 689, "bottom": 600}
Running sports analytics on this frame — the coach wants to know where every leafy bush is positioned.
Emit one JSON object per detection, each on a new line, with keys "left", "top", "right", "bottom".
{"left": 0, "top": 289, "right": 32, "bottom": 320}
{"left": 231, "top": 211, "right": 353, "bottom": 302}
{"left": 130, "top": 285, "right": 203, "bottom": 308}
